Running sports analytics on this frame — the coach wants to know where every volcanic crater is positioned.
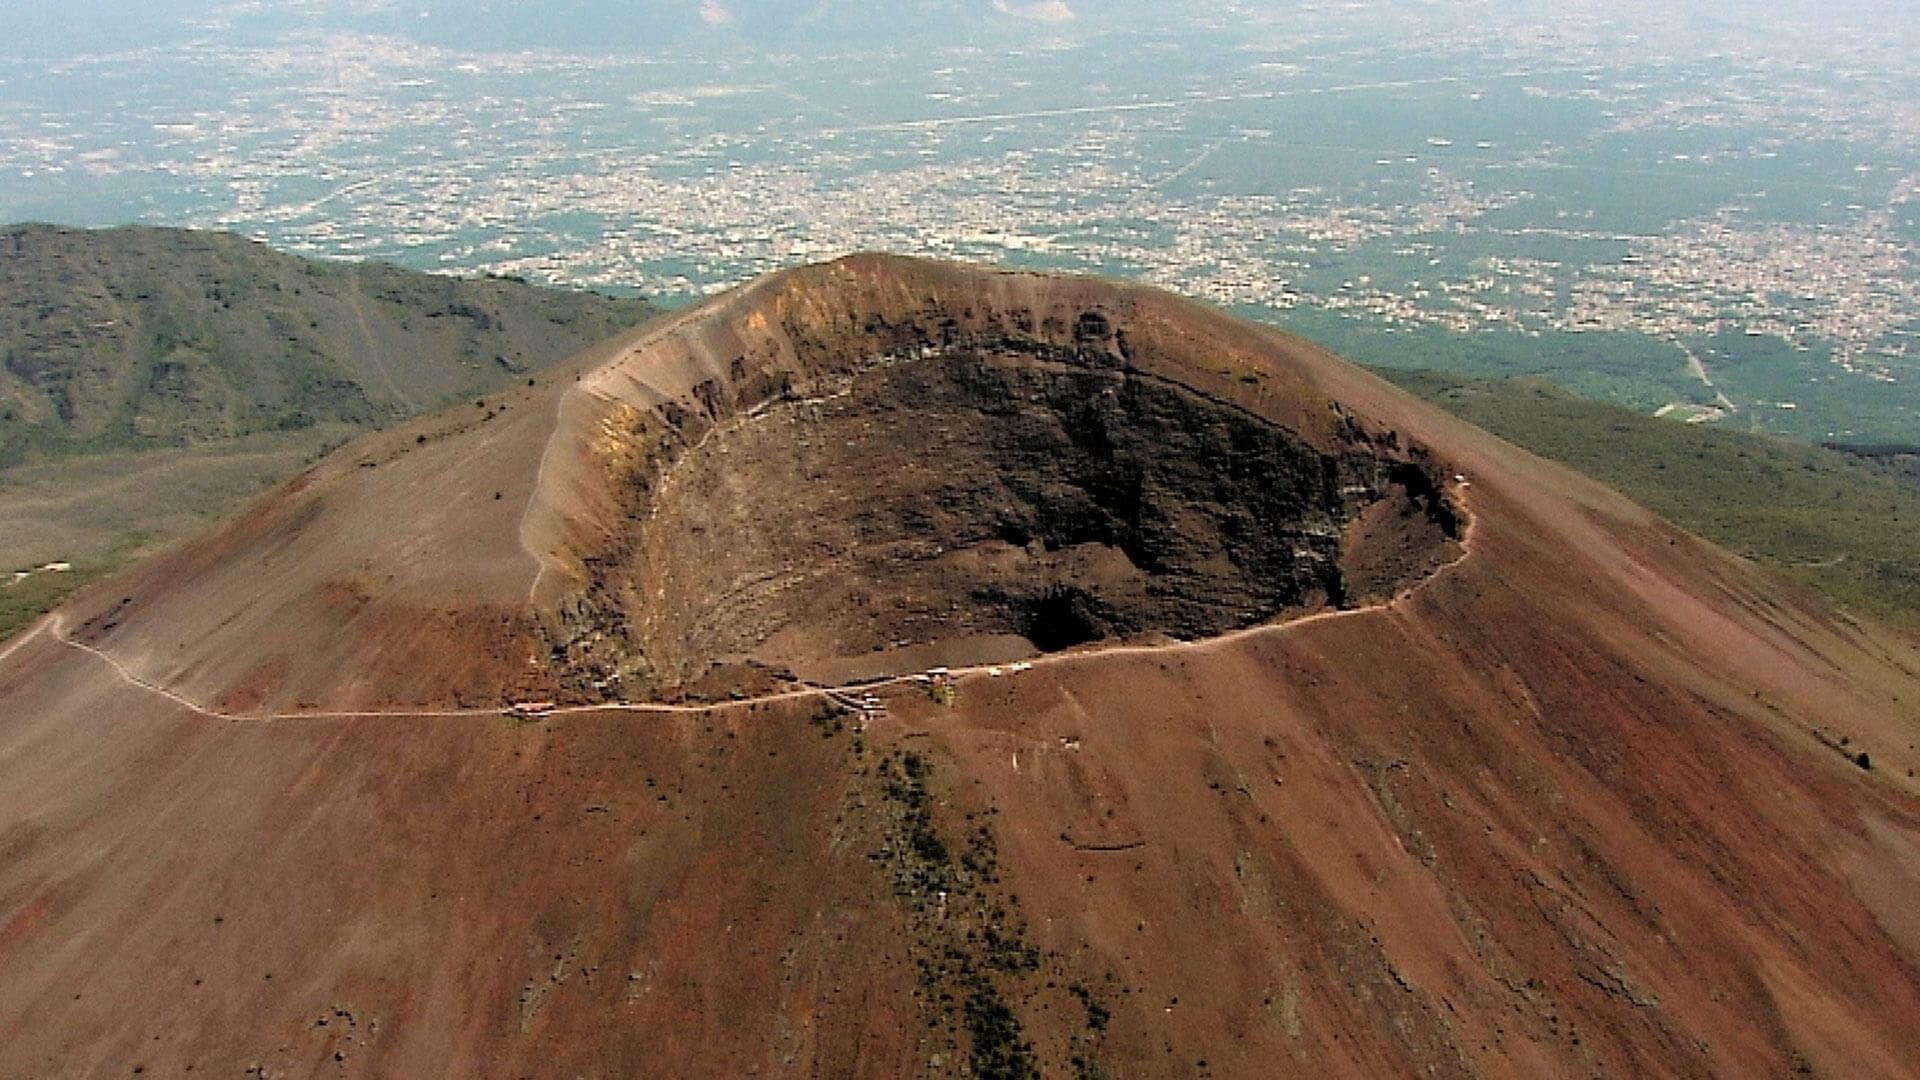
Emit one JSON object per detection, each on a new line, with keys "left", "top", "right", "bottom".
{"left": 538, "top": 258, "right": 1463, "bottom": 699}
{"left": 10, "top": 254, "right": 1920, "bottom": 1078}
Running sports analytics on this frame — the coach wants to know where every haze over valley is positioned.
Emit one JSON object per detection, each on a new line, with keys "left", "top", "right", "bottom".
{"left": 6, "top": 0, "right": 1919, "bottom": 441}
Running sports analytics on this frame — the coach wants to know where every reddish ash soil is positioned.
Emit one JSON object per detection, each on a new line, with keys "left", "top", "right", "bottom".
{"left": 2, "top": 255, "right": 1919, "bottom": 1078}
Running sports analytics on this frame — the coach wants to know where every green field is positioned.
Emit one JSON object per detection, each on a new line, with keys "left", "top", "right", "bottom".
{"left": 0, "top": 558, "right": 113, "bottom": 643}
{"left": 1378, "top": 368, "right": 1920, "bottom": 633}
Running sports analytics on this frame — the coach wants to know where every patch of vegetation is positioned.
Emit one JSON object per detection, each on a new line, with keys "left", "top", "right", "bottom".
{"left": 0, "top": 564, "right": 98, "bottom": 638}
{"left": 1064, "top": 981, "right": 1116, "bottom": 1080}
{"left": 842, "top": 737, "right": 1126, "bottom": 1075}
{"left": 810, "top": 701, "right": 851, "bottom": 738}
{"left": 1376, "top": 369, "right": 1920, "bottom": 631}
{"left": 0, "top": 224, "right": 656, "bottom": 469}
{"left": 0, "top": 558, "right": 113, "bottom": 643}
{"left": 1825, "top": 442, "right": 1920, "bottom": 498}
{"left": 867, "top": 749, "right": 1045, "bottom": 1079}
{"left": 965, "top": 987, "right": 1036, "bottom": 1080}
{"left": 1069, "top": 982, "right": 1112, "bottom": 1031}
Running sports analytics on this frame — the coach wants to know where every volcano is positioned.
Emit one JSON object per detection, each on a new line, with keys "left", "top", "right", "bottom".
{"left": 2, "top": 255, "right": 1918, "bottom": 1078}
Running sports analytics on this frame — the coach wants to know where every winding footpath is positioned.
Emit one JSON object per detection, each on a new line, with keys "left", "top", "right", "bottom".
{"left": 0, "top": 615, "right": 50, "bottom": 668}
{"left": 6, "top": 495, "right": 1474, "bottom": 725}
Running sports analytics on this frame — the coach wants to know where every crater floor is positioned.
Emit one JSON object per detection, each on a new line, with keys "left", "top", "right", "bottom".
{"left": 581, "top": 337, "right": 1459, "bottom": 697}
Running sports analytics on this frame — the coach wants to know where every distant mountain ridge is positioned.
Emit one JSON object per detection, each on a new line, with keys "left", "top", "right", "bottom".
{"left": 0, "top": 225, "right": 654, "bottom": 468}
{"left": 0, "top": 224, "right": 656, "bottom": 616}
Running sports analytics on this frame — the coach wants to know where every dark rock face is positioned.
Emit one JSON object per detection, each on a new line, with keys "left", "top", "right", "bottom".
{"left": 833, "top": 355, "right": 1362, "bottom": 641}
{"left": 555, "top": 341, "right": 1458, "bottom": 699}
{"left": 531, "top": 260, "right": 1464, "bottom": 699}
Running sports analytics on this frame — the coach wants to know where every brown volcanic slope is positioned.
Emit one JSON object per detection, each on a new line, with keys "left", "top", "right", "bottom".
{"left": 2, "top": 255, "right": 1919, "bottom": 1078}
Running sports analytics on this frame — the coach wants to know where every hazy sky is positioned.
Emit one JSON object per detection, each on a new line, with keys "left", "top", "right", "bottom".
{"left": 5, "top": 1, "right": 1912, "bottom": 66}
{"left": 8, "top": 1, "right": 1916, "bottom": 60}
